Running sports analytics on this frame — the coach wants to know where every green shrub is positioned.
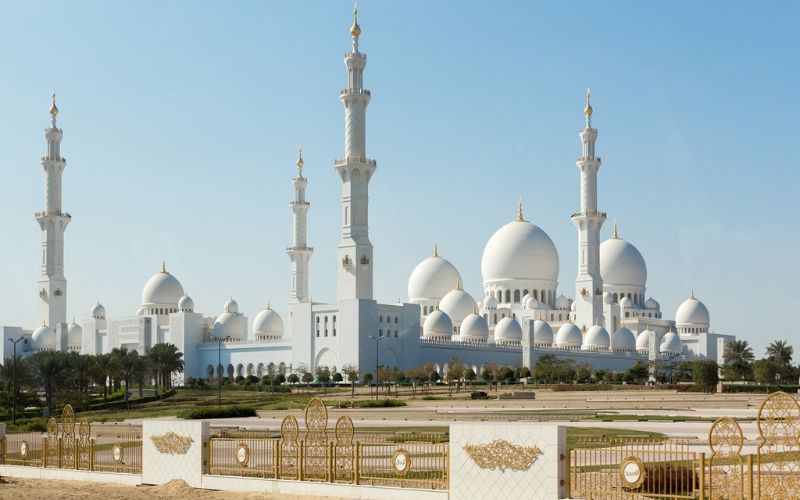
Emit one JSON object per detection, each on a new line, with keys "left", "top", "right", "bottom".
{"left": 353, "top": 399, "right": 406, "bottom": 408}
{"left": 8, "top": 418, "right": 48, "bottom": 432}
{"left": 178, "top": 404, "right": 257, "bottom": 419}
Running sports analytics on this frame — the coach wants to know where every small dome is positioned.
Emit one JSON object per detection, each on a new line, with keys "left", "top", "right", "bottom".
{"left": 676, "top": 294, "right": 710, "bottom": 327}
{"left": 494, "top": 317, "right": 522, "bottom": 342}
{"left": 532, "top": 320, "right": 553, "bottom": 344}
{"left": 483, "top": 294, "right": 498, "bottom": 310}
{"left": 611, "top": 327, "right": 636, "bottom": 351}
{"left": 141, "top": 267, "right": 185, "bottom": 306}
{"left": 570, "top": 301, "right": 577, "bottom": 312}
{"left": 439, "top": 287, "right": 477, "bottom": 325}
{"left": 600, "top": 236, "right": 647, "bottom": 288}
{"left": 555, "top": 295, "right": 571, "bottom": 310}
{"left": 223, "top": 298, "right": 239, "bottom": 314}
{"left": 636, "top": 329, "right": 654, "bottom": 351}
{"left": 556, "top": 322, "right": 583, "bottom": 348}
{"left": 67, "top": 321, "right": 83, "bottom": 347}
{"left": 423, "top": 309, "right": 453, "bottom": 338}
{"left": 213, "top": 312, "right": 244, "bottom": 339}
{"left": 583, "top": 325, "right": 610, "bottom": 350}
{"left": 481, "top": 218, "right": 559, "bottom": 285}
{"left": 91, "top": 302, "right": 106, "bottom": 319}
{"left": 32, "top": 324, "right": 56, "bottom": 350}
{"left": 136, "top": 306, "right": 146, "bottom": 316}
{"left": 460, "top": 313, "right": 489, "bottom": 340}
{"left": 660, "top": 331, "right": 683, "bottom": 354}
{"left": 252, "top": 306, "right": 283, "bottom": 338}
{"left": 645, "top": 297, "right": 660, "bottom": 310}
{"left": 619, "top": 296, "right": 632, "bottom": 308}
{"left": 523, "top": 295, "right": 539, "bottom": 310}
{"left": 408, "top": 252, "right": 462, "bottom": 302}
{"left": 603, "top": 292, "right": 613, "bottom": 304}
{"left": 178, "top": 295, "right": 194, "bottom": 312}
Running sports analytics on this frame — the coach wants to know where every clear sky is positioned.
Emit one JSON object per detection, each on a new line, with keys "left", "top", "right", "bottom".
{"left": 0, "top": 1, "right": 797, "bottom": 359}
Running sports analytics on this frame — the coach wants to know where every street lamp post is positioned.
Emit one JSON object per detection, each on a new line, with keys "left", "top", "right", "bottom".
{"left": 7, "top": 337, "right": 25, "bottom": 425}
{"left": 217, "top": 337, "right": 223, "bottom": 407}
{"left": 368, "top": 335, "right": 386, "bottom": 400}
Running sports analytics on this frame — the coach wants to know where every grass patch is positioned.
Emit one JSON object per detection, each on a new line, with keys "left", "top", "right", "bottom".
{"left": 567, "top": 427, "right": 667, "bottom": 448}
{"left": 352, "top": 399, "right": 406, "bottom": 408}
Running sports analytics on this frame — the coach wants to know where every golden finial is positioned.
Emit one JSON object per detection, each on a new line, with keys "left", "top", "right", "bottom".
{"left": 473, "top": 305, "right": 478, "bottom": 315}
{"left": 350, "top": 0, "right": 361, "bottom": 37}
{"left": 49, "top": 92, "right": 59, "bottom": 117}
{"left": 296, "top": 145, "right": 304, "bottom": 170}
{"left": 690, "top": 289, "right": 695, "bottom": 300}
{"left": 161, "top": 260, "right": 167, "bottom": 273}
{"left": 613, "top": 220, "right": 618, "bottom": 239}
{"left": 433, "top": 241, "right": 438, "bottom": 257}
{"left": 455, "top": 276, "right": 463, "bottom": 290}
{"left": 267, "top": 301, "right": 271, "bottom": 309}
{"left": 517, "top": 198, "right": 524, "bottom": 221}
{"left": 584, "top": 88, "right": 593, "bottom": 117}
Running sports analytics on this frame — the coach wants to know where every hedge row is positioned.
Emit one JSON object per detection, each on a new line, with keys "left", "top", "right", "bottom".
{"left": 178, "top": 404, "right": 257, "bottom": 419}
{"left": 722, "top": 384, "right": 800, "bottom": 394}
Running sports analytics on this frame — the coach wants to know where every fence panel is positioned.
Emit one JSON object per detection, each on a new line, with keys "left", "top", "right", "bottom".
{"left": 208, "top": 437, "right": 277, "bottom": 478}
{"left": 3, "top": 432, "right": 45, "bottom": 467}
{"left": 91, "top": 429, "right": 143, "bottom": 473}
{"left": 358, "top": 441, "right": 449, "bottom": 490}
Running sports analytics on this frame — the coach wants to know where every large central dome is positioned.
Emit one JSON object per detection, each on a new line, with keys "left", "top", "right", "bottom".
{"left": 141, "top": 264, "right": 185, "bottom": 306}
{"left": 481, "top": 217, "right": 559, "bottom": 284}
{"left": 600, "top": 235, "right": 647, "bottom": 288}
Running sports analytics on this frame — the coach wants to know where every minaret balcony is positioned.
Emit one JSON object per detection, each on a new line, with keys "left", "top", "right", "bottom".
{"left": 339, "top": 88, "right": 371, "bottom": 97}
{"left": 289, "top": 201, "right": 310, "bottom": 207}
{"left": 576, "top": 156, "right": 601, "bottom": 163}
{"left": 286, "top": 245, "right": 314, "bottom": 252}
{"left": 334, "top": 157, "right": 377, "bottom": 167}
{"left": 35, "top": 210, "right": 72, "bottom": 219}
{"left": 571, "top": 211, "right": 607, "bottom": 218}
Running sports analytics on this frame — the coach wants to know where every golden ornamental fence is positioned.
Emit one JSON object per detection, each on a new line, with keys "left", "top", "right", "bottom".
{"left": 2, "top": 404, "right": 143, "bottom": 474}
{"left": 207, "top": 397, "right": 449, "bottom": 490}
{"left": 568, "top": 391, "right": 800, "bottom": 499}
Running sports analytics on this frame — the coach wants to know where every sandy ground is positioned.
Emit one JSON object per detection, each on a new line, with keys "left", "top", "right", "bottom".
{"left": 0, "top": 478, "right": 348, "bottom": 500}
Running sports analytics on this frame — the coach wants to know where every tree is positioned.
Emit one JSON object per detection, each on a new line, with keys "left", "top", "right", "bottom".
{"left": 533, "top": 355, "right": 559, "bottom": 383}
{"left": 287, "top": 373, "right": 300, "bottom": 384}
{"left": 111, "top": 348, "right": 138, "bottom": 408}
{"left": 342, "top": 364, "right": 359, "bottom": 398}
{"left": 766, "top": 340, "right": 793, "bottom": 382}
{"left": 753, "top": 359, "right": 778, "bottom": 385}
{"left": 31, "top": 351, "right": 65, "bottom": 416}
{"left": 722, "top": 340, "right": 754, "bottom": 381}
{"left": 693, "top": 360, "right": 719, "bottom": 392}
{"left": 315, "top": 365, "right": 331, "bottom": 395}
{"left": 446, "top": 358, "right": 466, "bottom": 394}
{"left": 626, "top": 361, "right": 650, "bottom": 385}
{"left": 0, "top": 355, "right": 34, "bottom": 417}
{"left": 332, "top": 372, "right": 343, "bottom": 382}
{"left": 575, "top": 363, "right": 592, "bottom": 383}
{"left": 90, "top": 353, "right": 118, "bottom": 404}
{"left": 146, "top": 343, "right": 184, "bottom": 391}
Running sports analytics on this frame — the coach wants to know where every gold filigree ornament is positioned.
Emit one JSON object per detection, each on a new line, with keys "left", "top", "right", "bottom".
{"left": 392, "top": 448, "right": 411, "bottom": 476}
{"left": 462, "top": 439, "right": 542, "bottom": 471}
{"left": 150, "top": 431, "right": 194, "bottom": 455}
{"left": 19, "top": 440, "right": 29, "bottom": 459}
{"left": 112, "top": 443, "right": 124, "bottom": 464}
{"left": 236, "top": 442, "right": 250, "bottom": 467}
{"left": 619, "top": 455, "right": 646, "bottom": 490}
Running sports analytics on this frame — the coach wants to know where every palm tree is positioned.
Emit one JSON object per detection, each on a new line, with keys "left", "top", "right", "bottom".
{"left": 112, "top": 348, "right": 138, "bottom": 408}
{"left": 147, "top": 343, "right": 185, "bottom": 391}
{"left": 0, "top": 355, "right": 34, "bottom": 417}
{"left": 766, "top": 340, "right": 793, "bottom": 382}
{"left": 723, "top": 340, "right": 755, "bottom": 381}
{"left": 65, "top": 352, "right": 93, "bottom": 401}
{"left": 30, "top": 351, "right": 65, "bottom": 416}
{"left": 90, "top": 353, "right": 118, "bottom": 404}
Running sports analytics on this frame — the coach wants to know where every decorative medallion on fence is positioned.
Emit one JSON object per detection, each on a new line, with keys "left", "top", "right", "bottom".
{"left": 235, "top": 442, "right": 250, "bottom": 467}
{"left": 709, "top": 416, "right": 744, "bottom": 499}
{"left": 462, "top": 439, "right": 542, "bottom": 471}
{"left": 757, "top": 391, "right": 800, "bottom": 497}
{"left": 303, "top": 397, "right": 328, "bottom": 480}
{"left": 392, "top": 448, "right": 411, "bottom": 476}
{"left": 112, "top": 443, "right": 124, "bottom": 464}
{"left": 334, "top": 415, "right": 355, "bottom": 482}
{"left": 19, "top": 440, "right": 29, "bottom": 459}
{"left": 151, "top": 431, "right": 194, "bottom": 454}
{"left": 279, "top": 415, "right": 299, "bottom": 479}
{"left": 619, "top": 455, "right": 646, "bottom": 490}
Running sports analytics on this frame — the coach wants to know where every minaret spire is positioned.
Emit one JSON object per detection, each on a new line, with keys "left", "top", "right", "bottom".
{"left": 350, "top": 1, "right": 361, "bottom": 51}
{"left": 572, "top": 90, "right": 606, "bottom": 331}
{"left": 288, "top": 146, "right": 313, "bottom": 303}
{"left": 433, "top": 241, "right": 438, "bottom": 257}
{"left": 36, "top": 93, "right": 71, "bottom": 328}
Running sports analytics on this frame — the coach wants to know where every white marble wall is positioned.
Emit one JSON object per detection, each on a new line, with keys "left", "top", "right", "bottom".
{"left": 450, "top": 423, "right": 566, "bottom": 500}
{"left": 142, "top": 419, "right": 209, "bottom": 487}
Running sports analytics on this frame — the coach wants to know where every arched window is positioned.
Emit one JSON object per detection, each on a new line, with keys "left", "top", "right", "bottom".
{"left": 559, "top": 314, "right": 563, "bottom": 321}
{"left": 514, "top": 290, "right": 521, "bottom": 303}
{"left": 493, "top": 313, "right": 497, "bottom": 323}
{"left": 505, "top": 290, "right": 511, "bottom": 303}
{"left": 625, "top": 312, "right": 630, "bottom": 318}
{"left": 394, "top": 317, "right": 399, "bottom": 324}
{"left": 533, "top": 290, "right": 538, "bottom": 300}
{"left": 523, "top": 289, "right": 529, "bottom": 297}
{"left": 550, "top": 314, "right": 554, "bottom": 321}
{"left": 613, "top": 293, "right": 618, "bottom": 303}
{"left": 379, "top": 316, "right": 383, "bottom": 323}
{"left": 497, "top": 290, "right": 502, "bottom": 302}
{"left": 379, "top": 329, "right": 383, "bottom": 337}
{"left": 541, "top": 290, "right": 546, "bottom": 304}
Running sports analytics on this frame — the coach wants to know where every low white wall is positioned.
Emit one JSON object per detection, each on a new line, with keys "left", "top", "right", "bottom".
{"left": 202, "top": 474, "right": 448, "bottom": 500}
{"left": 450, "top": 422, "right": 566, "bottom": 500}
{"left": 142, "top": 419, "right": 209, "bottom": 487}
{"left": 0, "top": 464, "right": 142, "bottom": 486}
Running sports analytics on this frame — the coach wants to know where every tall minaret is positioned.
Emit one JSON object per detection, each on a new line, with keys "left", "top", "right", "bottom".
{"left": 287, "top": 146, "right": 313, "bottom": 303}
{"left": 572, "top": 90, "right": 606, "bottom": 330}
{"left": 335, "top": 1, "right": 376, "bottom": 301}
{"left": 35, "top": 94, "right": 71, "bottom": 327}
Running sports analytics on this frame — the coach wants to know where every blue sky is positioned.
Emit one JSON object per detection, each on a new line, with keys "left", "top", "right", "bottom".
{"left": 0, "top": 1, "right": 797, "bottom": 359}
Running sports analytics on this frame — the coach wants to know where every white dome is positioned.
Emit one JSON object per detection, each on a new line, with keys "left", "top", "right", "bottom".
{"left": 483, "top": 294, "right": 498, "bottom": 310}
{"left": 523, "top": 296, "right": 539, "bottom": 309}
{"left": 676, "top": 295, "right": 710, "bottom": 326}
{"left": 619, "top": 296, "right": 632, "bottom": 308}
{"left": 213, "top": 312, "right": 244, "bottom": 339}
{"left": 252, "top": 306, "right": 283, "bottom": 337}
{"left": 481, "top": 218, "right": 559, "bottom": 284}
{"left": 32, "top": 325, "right": 56, "bottom": 350}
{"left": 439, "top": 287, "right": 477, "bottom": 325}
{"left": 136, "top": 306, "right": 146, "bottom": 316}
{"left": 532, "top": 320, "right": 553, "bottom": 344}
{"left": 223, "top": 298, "right": 239, "bottom": 314}
{"left": 636, "top": 329, "right": 654, "bottom": 351}
{"left": 600, "top": 237, "right": 647, "bottom": 288}
{"left": 494, "top": 317, "right": 522, "bottom": 341}
{"left": 408, "top": 252, "right": 462, "bottom": 302}
{"left": 460, "top": 313, "right": 489, "bottom": 340}
{"left": 570, "top": 301, "right": 577, "bottom": 312}
{"left": 603, "top": 292, "right": 613, "bottom": 304}
{"left": 178, "top": 295, "right": 194, "bottom": 312}
{"left": 645, "top": 297, "right": 660, "bottom": 310}
{"left": 423, "top": 309, "right": 453, "bottom": 338}
{"left": 67, "top": 321, "right": 82, "bottom": 347}
{"left": 141, "top": 269, "right": 185, "bottom": 306}
{"left": 556, "top": 323, "right": 583, "bottom": 348}
{"left": 583, "top": 325, "right": 610, "bottom": 350}
{"left": 91, "top": 302, "right": 106, "bottom": 319}
{"left": 660, "top": 331, "right": 683, "bottom": 354}
{"left": 555, "top": 295, "right": 571, "bottom": 310}
{"left": 611, "top": 327, "right": 636, "bottom": 351}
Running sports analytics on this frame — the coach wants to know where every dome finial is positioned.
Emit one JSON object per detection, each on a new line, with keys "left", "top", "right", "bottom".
{"left": 267, "top": 300, "right": 271, "bottom": 309}
{"left": 690, "top": 289, "right": 695, "bottom": 300}
{"left": 613, "top": 220, "right": 619, "bottom": 239}
{"left": 455, "top": 276, "right": 463, "bottom": 290}
{"left": 517, "top": 198, "right": 524, "bottom": 221}
{"left": 433, "top": 240, "right": 438, "bottom": 257}
{"left": 49, "top": 91, "right": 59, "bottom": 125}
{"left": 584, "top": 88, "right": 593, "bottom": 121}
{"left": 350, "top": 0, "right": 361, "bottom": 38}
{"left": 296, "top": 144, "right": 304, "bottom": 170}
{"left": 161, "top": 260, "right": 167, "bottom": 273}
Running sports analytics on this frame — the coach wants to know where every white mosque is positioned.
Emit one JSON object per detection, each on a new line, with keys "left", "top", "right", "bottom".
{"left": 0, "top": 5, "right": 734, "bottom": 382}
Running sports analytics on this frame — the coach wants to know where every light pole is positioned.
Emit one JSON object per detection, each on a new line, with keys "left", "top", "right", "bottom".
{"left": 217, "top": 337, "right": 224, "bottom": 407}
{"left": 368, "top": 335, "right": 386, "bottom": 400}
{"left": 7, "top": 337, "right": 25, "bottom": 425}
